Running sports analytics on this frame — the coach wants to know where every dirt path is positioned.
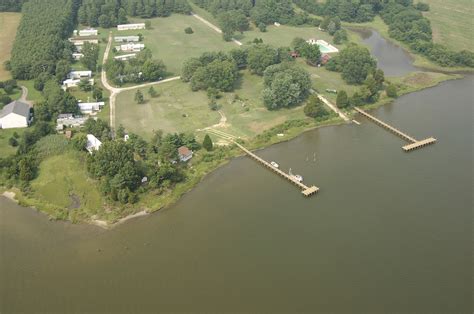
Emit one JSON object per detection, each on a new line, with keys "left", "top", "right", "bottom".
{"left": 19, "top": 85, "right": 33, "bottom": 105}
{"left": 101, "top": 32, "right": 181, "bottom": 130}
{"left": 191, "top": 13, "right": 243, "bottom": 46}
{"left": 310, "top": 89, "right": 350, "bottom": 122}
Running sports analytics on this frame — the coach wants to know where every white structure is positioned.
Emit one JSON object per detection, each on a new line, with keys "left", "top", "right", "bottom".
{"left": 74, "top": 28, "right": 98, "bottom": 37}
{"left": 306, "top": 39, "right": 339, "bottom": 53}
{"left": 114, "top": 53, "right": 137, "bottom": 61}
{"left": 69, "top": 38, "right": 99, "bottom": 45}
{"left": 117, "top": 23, "right": 146, "bottom": 31}
{"left": 78, "top": 102, "right": 105, "bottom": 114}
{"left": 62, "top": 78, "right": 94, "bottom": 90}
{"left": 72, "top": 53, "right": 84, "bottom": 60}
{"left": 274, "top": 22, "right": 281, "bottom": 27}
{"left": 56, "top": 114, "right": 88, "bottom": 128}
{"left": 68, "top": 71, "right": 92, "bottom": 79}
{"left": 86, "top": 134, "right": 102, "bottom": 153}
{"left": 115, "top": 36, "right": 140, "bottom": 43}
{"left": 117, "top": 43, "right": 145, "bottom": 52}
{"left": 0, "top": 101, "right": 31, "bottom": 129}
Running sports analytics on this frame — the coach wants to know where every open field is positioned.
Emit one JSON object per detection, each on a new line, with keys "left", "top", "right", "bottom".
{"left": 29, "top": 151, "right": 104, "bottom": 219}
{"left": 422, "top": 0, "right": 473, "bottom": 52}
{"left": 0, "top": 13, "right": 21, "bottom": 81}
{"left": 111, "top": 14, "right": 236, "bottom": 75}
{"left": 0, "top": 128, "right": 24, "bottom": 156}
{"left": 238, "top": 23, "right": 337, "bottom": 48}
{"left": 115, "top": 79, "right": 220, "bottom": 138}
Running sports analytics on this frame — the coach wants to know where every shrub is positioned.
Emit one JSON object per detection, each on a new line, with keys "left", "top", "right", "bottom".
{"left": 386, "top": 84, "right": 398, "bottom": 98}
{"left": 184, "top": 27, "right": 194, "bottom": 34}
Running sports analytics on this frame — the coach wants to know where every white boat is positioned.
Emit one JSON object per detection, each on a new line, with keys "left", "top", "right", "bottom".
{"left": 270, "top": 161, "right": 279, "bottom": 168}
{"left": 294, "top": 175, "right": 303, "bottom": 182}
{"left": 289, "top": 168, "right": 303, "bottom": 182}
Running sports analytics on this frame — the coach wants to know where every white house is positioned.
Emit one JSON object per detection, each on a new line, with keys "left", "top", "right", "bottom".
{"left": 62, "top": 78, "right": 94, "bottom": 90}
{"left": 117, "top": 43, "right": 145, "bottom": 52}
{"left": 115, "top": 36, "right": 140, "bottom": 43}
{"left": 114, "top": 53, "right": 137, "bottom": 61}
{"left": 68, "top": 71, "right": 92, "bottom": 79}
{"left": 74, "top": 28, "right": 98, "bottom": 37}
{"left": 69, "top": 38, "right": 99, "bottom": 45}
{"left": 78, "top": 102, "right": 105, "bottom": 114}
{"left": 178, "top": 146, "right": 193, "bottom": 162}
{"left": 117, "top": 23, "right": 146, "bottom": 31}
{"left": 72, "top": 53, "right": 84, "bottom": 60}
{"left": 86, "top": 134, "right": 102, "bottom": 153}
{"left": 56, "top": 114, "right": 88, "bottom": 129}
{"left": 0, "top": 100, "right": 32, "bottom": 129}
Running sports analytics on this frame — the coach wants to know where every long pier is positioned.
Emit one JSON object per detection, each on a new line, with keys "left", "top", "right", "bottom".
{"left": 354, "top": 107, "right": 436, "bottom": 151}
{"left": 233, "top": 142, "right": 319, "bottom": 197}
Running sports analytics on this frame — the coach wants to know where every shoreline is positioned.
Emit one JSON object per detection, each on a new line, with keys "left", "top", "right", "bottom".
{"left": 1, "top": 71, "right": 461, "bottom": 229}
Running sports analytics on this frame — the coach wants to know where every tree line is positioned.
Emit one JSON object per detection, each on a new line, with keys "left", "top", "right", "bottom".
{"left": 105, "top": 49, "right": 167, "bottom": 85}
{"left": 0, "top": 0, "right": 29, "bottom": 12}
{"left": 9, "top": 0, "right": 78, "bottom": 80}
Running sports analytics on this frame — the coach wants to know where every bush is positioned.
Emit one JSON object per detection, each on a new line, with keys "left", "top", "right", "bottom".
{"left": 184, "top": 27, "right": 194, "bottom": 34}
{"left": 258, "top": 23, "right": 267, "bottom": 32}
{"left": 0, "top": 95, "right": 12, "bottom": 105}
{"left": 8, "top": 137, "right": 18, "bottom": 147}
{"left": 415, "top": 2, "right": 430, "bottom": 11}
{"left": 336, "top": 90, "right": 349, "bottom": 108}
{"left": 304, "top": 95, "right": 329, "bottom": 118}
{"left": 386, "top": 84, "right": 398, "bottom": 98}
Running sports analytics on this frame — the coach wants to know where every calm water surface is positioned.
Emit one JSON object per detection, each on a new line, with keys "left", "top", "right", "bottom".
{"left": 357, "top": 29, "right": 418, "bottom": 76}
{"left": 1, "top": 35, "right": 473, "bottom": 313}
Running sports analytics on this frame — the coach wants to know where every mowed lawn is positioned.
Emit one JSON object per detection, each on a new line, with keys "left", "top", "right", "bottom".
{"left": 116, "top": 14, "right": 237, "bottom": 75}
{"left": 238, "top": 24, "right": 338, "bottom": 48}
{"left": 0, "top": 13, "right": 21, "bottom": 80}
{"left": 115, "top": 80, "right": 220, "bottom": 138}
{"left": 423, "top": 0, "right": 473, "bottom": 51}
{"left": 31, "top": 152, "right": 104, "bottom": 214}
{"left": 0, "top": 128, "right": 25, "bottom": 156}
{"left": 116, "top": 71, "right": 311, "bottom": 140}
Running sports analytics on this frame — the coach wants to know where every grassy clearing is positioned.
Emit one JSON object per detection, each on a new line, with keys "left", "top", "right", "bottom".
{"left": 0, "top": 128, "right": 24, "bottom": 156}
{"left": 238, "top": 23, "right": 337, "bottom": 48}
{"left": 17, "top": 80, "right": 44, "bottom": 103}
{"left": 0, "top": 13, "right": 21, "bottom": 81}
{"left": 111, "top": 14, "right": 236, "bottom": 75}
{"left": 115, "top": 79, "right": 220, "bottom": 138}
{"left": 422, "top": 0, "right": 473, "bottom": 52}
{"left": 26, "top": 151, "right": 105, "bottom": 221}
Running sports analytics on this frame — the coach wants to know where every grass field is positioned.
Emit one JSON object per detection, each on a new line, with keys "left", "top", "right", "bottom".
{"left": 0, "top": 128, "right": 24, "bottom": 156}
{"left": 113, "top": 14, "right": 237, "bottom": 75}
{"left": 422, "top": 0, "right": 473, "bottom": 52}
{"left": 0, "top": 13, "right": 21, "bottom": 81}
{"left": 30, "top": 151, "right": 104, "bottom": 218}
{"left": 115, "top": 79, "right": 220, "bottom": 138}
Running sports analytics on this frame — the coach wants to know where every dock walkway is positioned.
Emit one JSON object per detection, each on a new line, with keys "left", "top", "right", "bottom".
{"left": 354, "top": 107, "right": 436, "bottom": 151}
{"left": 234, "top": 142, "right": 319, "bottom": 197}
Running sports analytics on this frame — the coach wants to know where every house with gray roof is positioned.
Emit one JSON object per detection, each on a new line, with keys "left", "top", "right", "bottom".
{"left": 0, "top": 100, "right": 32, "bottom": 129}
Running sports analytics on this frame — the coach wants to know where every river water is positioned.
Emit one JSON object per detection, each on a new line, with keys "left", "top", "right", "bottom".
{"left": 1, "top": 32, "right": 473, "bottom": 313}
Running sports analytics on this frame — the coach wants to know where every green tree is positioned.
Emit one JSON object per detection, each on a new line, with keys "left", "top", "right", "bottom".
{"left": 98, "top": 14, "right": 111, "bottom": 28}
{"left": 142, "top": 59, "right": 166, "bottom": 81}
{"left": 330, "top": 44, "right": 377, "bottom": 84}
{"left": 386, "top": 84, "right": 398, "bottom": 98}
{"left": 333, "top": 29, "right": 348, "bottom": 44}
{"left": 81, "top": 42, "right": 99, "bottom": 71}
{"left": 148, "top": 86, "right": 158, "bottom": 97}
{"left": 202, "top": 134, "right": 213, "bottom": 151}
{"left": 303, "top": 44, "right": 321, "bottom": 65}
{"left": 247, "top": 44, "right": 279, "bottom": 75}
{"left": 115, "top": 125, "right": 126, "bottom": 139}
{"left": 134, "top": 89, "right": 144, "bottom": 104}
{"left": 336, "top": 90, "right": 349, "bottom": 108}
{"left": 93, "top": 86, "right": 103, "bottom": 101}
{"left": 55, "top": 60, "right": 70, "bottom": 82}
{"left": 258, "top": 23, "right": 266, "bottom": 32}
{"left": 184, "top": 27, "right": 193, "bottom": 34}
{"left": 304, "top": 95, "right": 329, "bottom": 118}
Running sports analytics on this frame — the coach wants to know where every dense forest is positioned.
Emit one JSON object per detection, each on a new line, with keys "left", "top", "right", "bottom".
{"left": 10, "top": 0, "right": 78, "bottom": 80}
{"left": 0, "top": 0, "right": 29, "bottom": 12}
{"left": 126, "top": 0, "right": 192, "bottom": 17}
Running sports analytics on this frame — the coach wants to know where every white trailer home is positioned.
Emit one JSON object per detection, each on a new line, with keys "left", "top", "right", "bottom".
{"left": 117, "top": 23, "right": 146, "bottom": 31}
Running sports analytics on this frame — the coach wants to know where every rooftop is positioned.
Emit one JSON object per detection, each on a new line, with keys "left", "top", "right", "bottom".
{"left": 0, "top": 100, "right": 31, "bottom": 119}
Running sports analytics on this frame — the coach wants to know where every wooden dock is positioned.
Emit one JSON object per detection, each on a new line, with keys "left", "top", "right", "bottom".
{"left": 354, "top": 107, "right": 436, "bottom": 152}
{"left": 233, "top": 142, "right": 319, "bottom": 197}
